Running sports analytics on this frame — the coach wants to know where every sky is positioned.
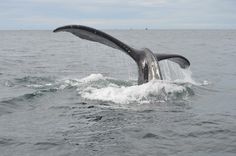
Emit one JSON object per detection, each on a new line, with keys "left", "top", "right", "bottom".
{"left": 0, "top": 0, "right": 236, "bottom": 30}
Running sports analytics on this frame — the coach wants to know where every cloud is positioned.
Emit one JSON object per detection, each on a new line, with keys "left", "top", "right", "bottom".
{"left": 1, "top": 0, "right": 236, "bottom": 29}
{"left": 6, "top": 0, "right": 168, "bottom": 8}
{"left": 14, "top": 16, "right": 163, "bottom": 29}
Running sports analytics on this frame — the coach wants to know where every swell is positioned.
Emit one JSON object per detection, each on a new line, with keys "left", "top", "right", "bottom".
{"left": 0, "top": 76, "right": 59, "bottom": 116}
{"left": 0, "top": 90, "right": 47, "bottom": 116}
{"left": 0, "top": 71, "right": 205, "bottom": 116}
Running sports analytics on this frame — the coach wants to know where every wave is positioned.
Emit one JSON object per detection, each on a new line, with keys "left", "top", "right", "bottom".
{"left": 14, "top": 76, "right": 56, "bottom": 87}
{"left": 57, "top": 62, "right": 201, "bottom": 104}
{"left": 57, "top": 73, "right": 196, "bottom": 104}
{"left": 1, "top": 63, "right": 207, "bottom": 109}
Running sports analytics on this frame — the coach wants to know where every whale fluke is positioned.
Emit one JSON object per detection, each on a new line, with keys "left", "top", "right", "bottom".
{"left": 53, "top": 25, "right": 139, "bottom": 61}
{"left": 155, "top": 54, "right": 190, "bottom": 69}
{"left": 53, "top": 25, "right": 190, "bottom": 84}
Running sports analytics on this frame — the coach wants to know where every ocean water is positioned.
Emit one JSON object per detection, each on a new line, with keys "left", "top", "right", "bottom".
{"left": 0, "top": 30, "right": 235, "bottom": 156}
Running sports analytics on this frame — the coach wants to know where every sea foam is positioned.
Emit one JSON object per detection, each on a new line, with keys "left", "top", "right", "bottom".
{"left": 61, "top": 61, "right": 198, "bottom": 104}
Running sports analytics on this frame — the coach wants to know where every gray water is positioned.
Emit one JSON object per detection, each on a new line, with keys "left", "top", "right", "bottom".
{"left": 0, "top": 30, "right": 235, "bottom": 156}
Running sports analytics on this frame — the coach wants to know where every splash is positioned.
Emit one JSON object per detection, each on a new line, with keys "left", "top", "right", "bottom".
{"left": 59, "top": 73, "right": 194, "bottom": 104}
{"left": 58, "top": 61, "right": 199, "bottom": 104}
{"left": 159, "top": 60, "right": 197, "bottom": 84}
{"left": 78, "top": 78, "right": 191, "bottom": 104}
{"left": 15, "top": 62, "right": 200, "bottom": 105}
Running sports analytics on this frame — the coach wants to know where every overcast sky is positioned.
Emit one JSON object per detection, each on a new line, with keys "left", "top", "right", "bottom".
{"left": 1, "top": 0, "right": 236, "bottom": 30}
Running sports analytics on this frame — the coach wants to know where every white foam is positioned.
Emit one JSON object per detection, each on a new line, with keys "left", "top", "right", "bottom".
{"left": 79, "top": 73, "right": 105, "bottom": 83}
{"left": 56, "top": 61, "right": 203, "bottom": 105}
{"left": 78, "top": 79, "right": 187, "bottom": 104}
{"left": 202, "top": 80, "right": 210, "bottom": 86}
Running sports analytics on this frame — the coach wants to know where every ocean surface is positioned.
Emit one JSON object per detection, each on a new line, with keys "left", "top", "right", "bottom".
{"left": 0, "top": 29, "right": 235, "bottom": 156}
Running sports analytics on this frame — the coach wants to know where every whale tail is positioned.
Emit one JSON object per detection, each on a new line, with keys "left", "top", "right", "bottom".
{"left": 53, "top": 25, "right": 190, "bottom": 83}
{"left": 53, "top": 25, "right": 140, "bottom": 62}
{"left": 155, "top": 54, "right": 190, "bottom": 69}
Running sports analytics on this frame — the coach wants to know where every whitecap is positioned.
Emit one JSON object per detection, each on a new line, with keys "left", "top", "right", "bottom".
{"left": 78, "top": 79, "right": 189, "bottom": 104}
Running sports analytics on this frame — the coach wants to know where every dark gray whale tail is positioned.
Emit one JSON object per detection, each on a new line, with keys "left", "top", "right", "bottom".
{"left": 53, "top": 25, "right": 190, "bottom": 85}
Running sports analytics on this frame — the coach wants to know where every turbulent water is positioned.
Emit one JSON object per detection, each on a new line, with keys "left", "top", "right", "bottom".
{"left": 0, "top": 30, "right": 236, "bottom": 156}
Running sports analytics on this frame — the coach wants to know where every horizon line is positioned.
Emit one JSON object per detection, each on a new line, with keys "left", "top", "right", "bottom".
{"left": 1, "top": 28, "right": 236, "bottom": 31}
